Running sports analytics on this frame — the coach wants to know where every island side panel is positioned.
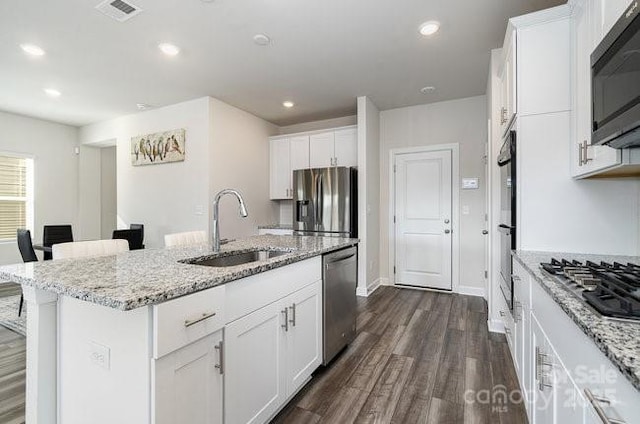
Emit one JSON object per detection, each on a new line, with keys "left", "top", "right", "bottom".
{"left": 57, "top": 296, "right": 151, "bottom": 424}
{"left": 22, "top": 286, "right": 58, "bottom": 424}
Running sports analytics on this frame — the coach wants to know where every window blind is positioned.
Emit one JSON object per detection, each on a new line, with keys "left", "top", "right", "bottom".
{"left": 0, "top": 155, "right": 29, "bottom": 240}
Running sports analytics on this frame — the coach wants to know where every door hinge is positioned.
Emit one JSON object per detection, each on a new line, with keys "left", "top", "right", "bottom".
{"left": 484, "top": 213, "right": 488, "bottom": 222}
{"left": 484, "top": 270, "right": 488, "bottom": 279}
{"left": 393, "top": 164, "right": 397, "bottom": 172}
{"left": 393, "top": 266, "right": 396, "bottom": 274}
{"left": 393, "top": 215, "right": 396, "bottom": 224}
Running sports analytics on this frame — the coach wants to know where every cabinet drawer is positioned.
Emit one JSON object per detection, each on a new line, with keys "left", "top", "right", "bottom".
{"left": 153, "top": 285, "right": 226, "bottom": 358}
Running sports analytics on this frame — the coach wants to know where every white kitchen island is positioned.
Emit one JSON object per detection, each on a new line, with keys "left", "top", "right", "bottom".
{"left": 0, "top": 235, "right": 358, "bottom": 424}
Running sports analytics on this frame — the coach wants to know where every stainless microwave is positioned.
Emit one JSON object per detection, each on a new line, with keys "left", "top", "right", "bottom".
{"left": 591, "top": 1, "right": 640, "bottom": 149}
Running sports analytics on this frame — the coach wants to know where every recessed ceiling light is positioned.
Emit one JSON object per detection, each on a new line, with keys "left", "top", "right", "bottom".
{"left": 44, "top": 88, "right": 61, "bottom": 98}
{"left": 158, "top": 43, "right": 180, "bottom": 56}
{"left": 253, "top": 34, "right": 271, "bottom": 46}
{"left": 20, "top": 44, "right": 45, "bottom": 56}
{"left": 136, "top": 103, "right": 153, "bottom": 110}
{"left": 419, "top": 21, "right": 440, "bottom": 36}
{"left": 283, "top": 101, "right": 294, "bottom": 108}
{"left": 420, "top": 86, "right": 436, "bottom": 94}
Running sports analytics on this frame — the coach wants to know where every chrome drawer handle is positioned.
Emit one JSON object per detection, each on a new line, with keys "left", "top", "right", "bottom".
{"left": 281, "top": 308, "right": 289, "bottom": 332}
{"left": 584, "top": 389, "right": 626, "bottom": 424}
{"left": 289, "top": 303, "right": 296, "bottom": 327}
{"left": 184, "top": 311, "right": 217, "bottom": 328}
{"left": 214, "top": 341, "right": 224, "bottom": 374}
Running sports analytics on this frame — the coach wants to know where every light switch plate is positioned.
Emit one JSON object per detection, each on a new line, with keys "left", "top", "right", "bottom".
{"left": 462, "top": 178, "right": 479, "bottom": 189}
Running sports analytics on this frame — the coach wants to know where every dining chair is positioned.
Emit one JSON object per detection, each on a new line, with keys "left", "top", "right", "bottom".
{"left": 164, "top": 230, "right": 207, "bottom": 247}
{"left": 112, "top": 229, "right": 144, "bottom": 250}
{"left": 16, "top": 229, "right": 37, "bottom": 317}
{"left": 52, "top": 239, "right": 129, "bottom": 260}
{"left": 43, "top": 225, "right": 73, "bottom": 260}
{"left": 130, "top": 224, "right": 145, "bottom": 248}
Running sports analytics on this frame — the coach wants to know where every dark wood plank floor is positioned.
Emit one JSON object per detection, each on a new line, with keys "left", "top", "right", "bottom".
{"left": 273, "top": 286, "right": 527, "bottom": 424}
{"left": 0, "top": 324, "right": 26, "bottom": 424}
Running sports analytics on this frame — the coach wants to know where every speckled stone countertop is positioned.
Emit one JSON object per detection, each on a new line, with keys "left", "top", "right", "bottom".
{"left": 0, "top": 235, "right": 357, "bottom": 311}
{"left": 258, "top": 223, "right": 293, "bottom": 230}
{"left": 513, "top": 250, "right": 640, "bottom": 391}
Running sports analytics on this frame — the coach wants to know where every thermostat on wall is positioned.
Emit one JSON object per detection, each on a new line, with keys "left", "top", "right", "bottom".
{"left": 461, "top": 178, "right": 479, "bottom": 190}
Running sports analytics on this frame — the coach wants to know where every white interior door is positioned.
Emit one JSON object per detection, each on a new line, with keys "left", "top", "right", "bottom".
{"left": 394, "top": 150, "right": 452, "bottom": 290}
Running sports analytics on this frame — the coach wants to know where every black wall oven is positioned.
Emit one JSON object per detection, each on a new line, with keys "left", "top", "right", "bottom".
{"left": 591, "top": 0, "right": 640, "bottom": 148}
{"left": 497, "top": 130, "right": 516, "bottom": 310}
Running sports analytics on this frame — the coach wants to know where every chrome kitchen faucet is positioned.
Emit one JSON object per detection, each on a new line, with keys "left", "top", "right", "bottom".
{"left": 212, "top": 189, "right": 248, "bottom": 252}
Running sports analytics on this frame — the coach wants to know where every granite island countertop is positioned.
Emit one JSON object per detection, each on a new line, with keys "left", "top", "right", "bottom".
{"left": 513, "top": 250, "right": 640, "bottom": 391}
{"left": 0, "top": 235, "right": 357, "bottom": 311}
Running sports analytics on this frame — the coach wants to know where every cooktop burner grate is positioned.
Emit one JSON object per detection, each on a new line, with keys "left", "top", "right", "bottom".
{"left": 540, "top": 258, "right": 640, "bottom": 322}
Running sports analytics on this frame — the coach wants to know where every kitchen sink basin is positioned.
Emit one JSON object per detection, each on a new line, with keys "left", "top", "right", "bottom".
{"left": 186, "top": 250, "right": 291, "bottom": 268}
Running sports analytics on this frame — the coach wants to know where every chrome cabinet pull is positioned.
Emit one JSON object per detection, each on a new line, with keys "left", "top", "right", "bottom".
{"left": 281, "top": 308, "right": 289, "bottom": 332}
{"left": 584, "top": 389, "right": 626, "bottom": 424}
{"left": 579, "top": 141, "right": 584, "bottom": 166}
{"left": 289, "top": 303, "right": 296, "bottom": 327}
{"left": 583, "top": 140, "right": 593, "bottom": 163}
{"left": 514, "top": 301, "right": 522, "bottom": 323}
{"left": 214, "top": 341, "right": 224, "bottom": 374}
{"left": 184, "top": 311, "right": 217, "bottom": 328}
{"left": 535, "top": 346, "right": 553, "bottom": 391}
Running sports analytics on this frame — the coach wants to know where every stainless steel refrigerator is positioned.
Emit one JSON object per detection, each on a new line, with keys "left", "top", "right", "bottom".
{"left": 293, "top": 167, "right": 357, "bottom": 238}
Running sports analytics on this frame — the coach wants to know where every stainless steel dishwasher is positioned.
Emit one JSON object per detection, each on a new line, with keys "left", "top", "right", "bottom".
{"left": 322, "top": 246, "right": 357, "bottom": 365}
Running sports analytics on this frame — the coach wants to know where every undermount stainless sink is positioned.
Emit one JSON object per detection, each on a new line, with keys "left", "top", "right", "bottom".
{"left": 186, "top": 250, "right": 291, "bottom": 268}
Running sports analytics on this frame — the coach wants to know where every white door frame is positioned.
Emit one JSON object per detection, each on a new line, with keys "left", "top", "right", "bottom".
{"left": 388, "top": 143, "right": 460, "bottom": 292}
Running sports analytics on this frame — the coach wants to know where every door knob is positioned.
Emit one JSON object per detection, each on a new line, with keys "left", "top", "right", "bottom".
{"left": 482, "top": 230, "right": 489, "bottom": 235}
{"left": 444, "top": 219, "right": 450, "bottom": 224}
{"left": 444, "top": 229, "right": 451, "bottom": 234}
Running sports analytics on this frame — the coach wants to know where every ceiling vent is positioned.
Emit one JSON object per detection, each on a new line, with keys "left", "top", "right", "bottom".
{"left": 96, "top": 0, "right": 142, "bottom": 22}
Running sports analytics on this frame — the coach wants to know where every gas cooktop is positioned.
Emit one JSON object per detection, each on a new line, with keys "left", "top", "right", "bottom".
{"left": 540, "top": 258, "right": 640, "bottom": 323}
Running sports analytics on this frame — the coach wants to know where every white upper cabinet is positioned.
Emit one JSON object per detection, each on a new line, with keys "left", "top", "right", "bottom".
{"left": 269, "top": 136, "right": 310, "bottom": 200}
{"left": 570, "top": 0, "right": 624, "bottom": 178}
{"left": 290, "top": 135, "right": 310, "bottom": 171}
{"left": 333, "top": 127, "right": 358, "bottom": 167}
{"left": 309, "top": 127, "right": 358, "bottom": 168}
{"left": 270, "top": 137, "right": 293, "bottom": 200}
{"left": 309, "top": 132, "right": 335, "bottom": 168}
{"left": 498, "top": 32, "right": 517, "bottom": 135}
{"left": 270, "top": 126, "right": 357, "bottom": 200}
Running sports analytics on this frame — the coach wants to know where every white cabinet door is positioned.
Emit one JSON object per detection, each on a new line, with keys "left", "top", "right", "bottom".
{"left": 309, "top": 132, "right": 335, "bottom": 168}
{"left": 571, "top": 0, "right": 622, "bottom": 178}
{"left": 224, "top": 300, "right": 287, "bottom": 424}
{"left": 334, "top": 128, "right": 357, "bottom": 167}
{"left": 285, "top": 281, "right": 322, "bottom": 395}
{"left": 290, "top": 135, "right": 310, "bottom": 171}
{"left": 270, "top": 138, "right": 291, "bottom": 200}
{"left": 153, "top": 331, "right": 223, "bottom": 424}
{"left": 531, "top": 316, "right": 554, "bottom": 424}
{"left": 499, "top": 33, "right": 517, "bottom": 135}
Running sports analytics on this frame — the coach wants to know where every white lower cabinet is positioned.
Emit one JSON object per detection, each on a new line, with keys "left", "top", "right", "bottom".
{"left": 225, "top": 280, "right": 322, "bottom": 424}
{"left": 509, "top": 256, "right": 640, "bottom": 423}
{"left": 153, "top": 330, "right": 223, "bottom": 424}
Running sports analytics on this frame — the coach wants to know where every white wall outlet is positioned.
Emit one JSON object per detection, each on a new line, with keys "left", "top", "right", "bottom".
{"left": 194, "top": 205, "right": 204, "bottom": 216}
{"left": 462, "top": 205, "right": 470, "bottom": 215}
{"left": 89, "top": 341, "right": 110, "bottom": 370}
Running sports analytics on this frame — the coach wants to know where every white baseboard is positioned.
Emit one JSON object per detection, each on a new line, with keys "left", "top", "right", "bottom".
{"left": 456, "top": 285, "right": 486, "bottom": 298}
{"left": 356, "top": 278, "right": 382, "bottom": 297}
{"left": 488, "top": 318, "right": 505, "bottom": 334}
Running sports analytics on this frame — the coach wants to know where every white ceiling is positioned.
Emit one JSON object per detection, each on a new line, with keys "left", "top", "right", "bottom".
{"left": 0, "top": 0, "right": 565, "bottom": 127}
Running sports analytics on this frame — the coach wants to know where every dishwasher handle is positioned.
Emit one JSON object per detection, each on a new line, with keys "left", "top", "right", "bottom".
{"left": 325, "top": 248, "right": 357, "bottom": 265}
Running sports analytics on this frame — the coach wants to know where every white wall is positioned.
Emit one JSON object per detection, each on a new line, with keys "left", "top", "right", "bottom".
{"left": 77, "top": 146, "right": 102, "bottom": 241}
{"left": 80, "top": 97, "right": 278, "bottom": 247}
{"left": 100, "top": 146, "right": 117, "bottom": 239}
{"left": 379, "top": 96, "right": 488, "bottom": 292}
{"left": 0, "top": 111, "right": 80, "bottom": 265}
{"left": 209, "top": 98, "right": 279, "bottom": 239}
{"left": 356, "top": 97, "right": 380, "bottom": 295}
{"left": 80, "top": 98, "right": 212, "bottom": 248}
{"left": 278, "top": 115, "right": 357, "bottom": 135}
